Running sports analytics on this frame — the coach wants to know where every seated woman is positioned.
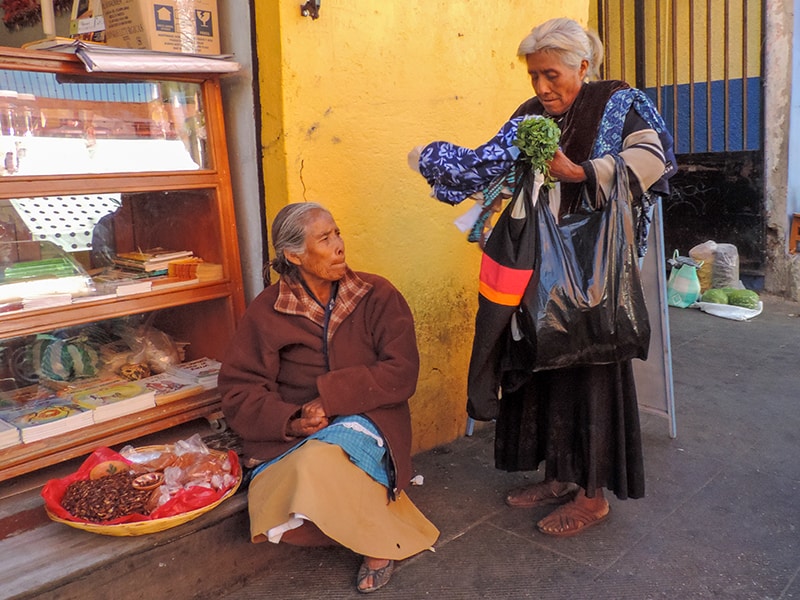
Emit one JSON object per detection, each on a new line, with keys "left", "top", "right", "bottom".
{"left": 218, "top": 202, "right": 439, "bottom": 594}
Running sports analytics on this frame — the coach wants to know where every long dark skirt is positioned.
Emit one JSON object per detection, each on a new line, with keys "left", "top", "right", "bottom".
{"left": 494, "top": 360, "right": 645, "bottom": 500}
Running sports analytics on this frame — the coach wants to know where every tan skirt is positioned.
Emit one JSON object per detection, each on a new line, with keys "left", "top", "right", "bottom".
{"left": 247, "top": 440, "right": 439, "bottom": 560}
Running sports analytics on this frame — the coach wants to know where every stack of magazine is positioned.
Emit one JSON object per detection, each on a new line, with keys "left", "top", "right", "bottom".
{"left": 137, "top": 371, "right": 204, "bottom": 405}
{"left": 71, "top": 380, "right": 156, "bottom": 423}
{"left": 166, "top": 357, "right": 222, "bottom": 390}
{"left": 0, "top": 241, "right": 93, "bottom": 304}
{"left": 0, "top": 418, "right": 20, "bottom": 449}
{"left": 0, "top": 385, "right": 94, "bottom": 444}
{"left": 112, "top": 248, "right": 194, "bottom": 274}
{"left": 0, "top": 376, "right": 157, "bottom": 443}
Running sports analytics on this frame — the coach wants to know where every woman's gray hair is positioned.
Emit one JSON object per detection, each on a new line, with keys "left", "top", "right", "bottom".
{"left": 269, "top": 202, "right": 330, "bottom": 278}
{"left": 517, "top": 17, "right": 604, "bottom": 80}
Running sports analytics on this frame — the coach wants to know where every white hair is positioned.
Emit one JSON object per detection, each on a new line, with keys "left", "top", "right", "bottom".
{"left": 270, "top": 202, "right": 330, "bottom": 278}
{"left": 517, "top": 17, "right": 604, "bottom": 80}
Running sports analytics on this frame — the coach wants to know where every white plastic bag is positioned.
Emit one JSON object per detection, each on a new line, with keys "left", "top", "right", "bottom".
{"left": 693, "top": 301, "right": 763, "bottom": 321}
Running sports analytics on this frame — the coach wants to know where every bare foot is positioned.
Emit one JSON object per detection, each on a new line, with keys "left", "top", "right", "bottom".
{"left": 505, "top": 480, "right": 579, "bottom": 508}
{"left": 536, "top": 489, "right": 610, "bottom": 537}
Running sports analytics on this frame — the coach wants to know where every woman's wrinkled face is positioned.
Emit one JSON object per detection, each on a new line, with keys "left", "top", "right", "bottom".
{"left": 525, "top": 51, "right": 588, "bottom": 116}
{"left": 288, "top": 209, "right": 347, "bottom": 284}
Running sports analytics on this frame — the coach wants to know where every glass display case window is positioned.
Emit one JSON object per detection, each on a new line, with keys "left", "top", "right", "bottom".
{"left": 0, "top": 69, "right": 208, "bottom": 174}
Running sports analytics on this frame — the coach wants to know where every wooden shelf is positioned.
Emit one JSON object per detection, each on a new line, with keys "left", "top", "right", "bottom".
{"left": 0, "top": 391, "right": 221, "bottom": 483}
{"left": 0, "top": 280, "right": 235, "bottom": 339}
{"left": 0, "top": 47, "right": 245, "bottom": 482}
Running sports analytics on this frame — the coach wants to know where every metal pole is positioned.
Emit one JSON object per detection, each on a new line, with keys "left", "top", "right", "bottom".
{"left": 689, "top": 0, "right": 696, "bottom": 152}
{"left": 706, "top": 0, "right": 713, "bottom": 151}
{"left": 635, "top": 0, "right": 646, "bottom": 89}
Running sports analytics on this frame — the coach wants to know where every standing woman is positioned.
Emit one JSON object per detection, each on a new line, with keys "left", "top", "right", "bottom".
{"left": 410, "top": 17, "right": 676, "bottom": 536}
{"left": 219, "top": 203, "right": 438, "bottom": 593}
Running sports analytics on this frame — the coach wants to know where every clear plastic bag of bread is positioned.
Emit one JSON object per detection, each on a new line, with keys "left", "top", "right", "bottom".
{"left": 119, "top": 434, "right": 236, "bottom": 510}
{"left": 689, "top": 240, "right": 716, "bottom": 292}
{"left": 690, "top": 240, "right": 742, "bottom": 291}
{"left": 110, "top": 313, "right": 180, "bottom": 375}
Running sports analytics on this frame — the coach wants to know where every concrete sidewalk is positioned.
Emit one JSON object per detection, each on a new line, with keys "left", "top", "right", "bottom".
{"left": 219, "top": 293, "right": 800, "bottom": 600}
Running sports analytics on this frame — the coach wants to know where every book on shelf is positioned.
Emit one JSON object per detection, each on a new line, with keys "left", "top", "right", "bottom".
{"left": 115, "top": 248, "right": 194, "bottom": 263}
{"left": 71, "top": 292, "right": 117, "bottom": 304}
{"left": 0, "top": 241, "right": 93, "bottom": 301}
{"left": 111, "top": 259, "right": 179, "bottom": 273}
{"left": 40, "top": 373, "right": 129, "bottom": 397}
{"left": 149, "top": 275, "right": 200, "bottom": 292}
{"left": 22, "top": 293, "right": 73, "bottom": 310}
{"left": 0, "top": 274, "right": 91, "bottom": 302}
{"left": 0, "top": 386, "right": 94, "bottom": 443}
{"left": 0, "top": 384, "right": 57, "bottom": 408}
{"left": 166, "top": 357, "right": 222, "bottom": 390}
{"left": 0, "top": 418, "right": 21, "bottom": 449}
{"left": 113, "top": 279, "right": 153, "bottom": 296}
{"left": 0, "top": 299, "right": 24, "bottom": 314}
{"left": 71, "top": 381, "right": 156, "bottom": 423}
{"left": 167, "top": 258, "right": 224, "bottom": 282}
{"left": 112, "top": 248, "right": 193, "bottom": 272}
{"left": 137, "top": 371, "right": 204, "bottom": 405}
{"left": 92, "top": 267, "right": 156, "bottom": 295}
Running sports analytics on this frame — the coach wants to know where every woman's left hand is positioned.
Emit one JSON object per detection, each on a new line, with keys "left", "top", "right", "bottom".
{"left": 286, "top": 399, "right": 329, "bottom": 438}
{"left": 547, "top": 149, "right": 587, "bottom": 183}
{"left": 302, "top": 399, "right": 327, "bottom": 421}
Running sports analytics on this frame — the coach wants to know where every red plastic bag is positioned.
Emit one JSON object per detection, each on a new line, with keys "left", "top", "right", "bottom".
{"left": 41, "top": 445, "right": 240, "bottom": 525}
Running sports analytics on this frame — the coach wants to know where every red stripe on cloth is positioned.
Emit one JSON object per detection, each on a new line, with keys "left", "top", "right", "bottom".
{"left": 478, "top": 253, "right": 533, "bottom": 306}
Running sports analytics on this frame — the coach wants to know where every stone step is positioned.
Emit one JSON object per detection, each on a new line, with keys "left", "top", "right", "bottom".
{"left": 0, "top": 420, "right": 282, "bottom": 600}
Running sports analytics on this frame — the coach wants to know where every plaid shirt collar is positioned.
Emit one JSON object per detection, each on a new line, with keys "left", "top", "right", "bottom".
{"left": 275, "top": 267, "right": 373, "bottom": 337}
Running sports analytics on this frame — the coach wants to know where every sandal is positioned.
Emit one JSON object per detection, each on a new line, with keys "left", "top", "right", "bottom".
{"left": 505, "top": 481, "right": 579, "bottom": 508}
{"left": 356, "top": 558, "right": 395, "bottom": 594}
{"left": 536, "top": 499, "right": 610, "bottom": 537}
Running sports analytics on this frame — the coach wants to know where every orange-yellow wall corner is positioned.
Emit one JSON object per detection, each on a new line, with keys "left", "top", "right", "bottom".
{"left": 253, "top": 1, "right": 590, "bottom": 453}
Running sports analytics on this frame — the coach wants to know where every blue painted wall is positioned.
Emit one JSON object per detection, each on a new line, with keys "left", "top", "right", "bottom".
{"left": 647, "top": 77, "right": 762, "bottom": 153}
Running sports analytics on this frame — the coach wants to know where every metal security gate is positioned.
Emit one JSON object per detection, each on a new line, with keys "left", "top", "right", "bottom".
{"left": 596, "top": 0, "right": 766, "bottom": 278}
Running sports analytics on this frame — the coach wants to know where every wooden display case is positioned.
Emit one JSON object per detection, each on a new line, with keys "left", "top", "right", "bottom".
{"left": 0, "top": 47, "right": 245, "bottom": 482}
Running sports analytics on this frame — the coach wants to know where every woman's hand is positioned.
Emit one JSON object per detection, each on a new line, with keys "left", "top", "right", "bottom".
{"left": 547, "top": 149, "right": 587, "bottom": 183}
{"left": 285, "top": 399, "right": 329, "bottom": 438}
{"left": 407, "top": 145, "right": 424, "bottom": 173}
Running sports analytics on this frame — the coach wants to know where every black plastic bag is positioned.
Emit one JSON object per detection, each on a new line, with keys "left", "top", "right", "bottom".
{"left": 520, "top": 156, "right": 650, "bottom": 371}
{"left": 466, "top": 164, "right": 539, "bottom": 421}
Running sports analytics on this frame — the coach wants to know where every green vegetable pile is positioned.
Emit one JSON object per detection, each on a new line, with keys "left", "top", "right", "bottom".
{"left": 700, "top": 287, "right": 760, "bottom": 309}
{"left": 513, "top": 116, "right": 561, "bottom": 187}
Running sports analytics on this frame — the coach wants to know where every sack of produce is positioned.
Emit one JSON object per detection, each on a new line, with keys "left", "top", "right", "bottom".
{"left": 711, "top": 243, "right": 740, "bottom": 289}
{"left": 689, "top": 240, "right": 717, "bottom": 292}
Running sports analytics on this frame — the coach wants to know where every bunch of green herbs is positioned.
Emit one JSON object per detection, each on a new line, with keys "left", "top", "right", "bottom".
{"left": 513, "top": 116, "right": 561, "bottom": 187}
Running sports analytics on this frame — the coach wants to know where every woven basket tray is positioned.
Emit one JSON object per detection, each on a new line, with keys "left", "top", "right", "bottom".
{"left": 45, "top": 445, "right": 241, "bottom": 537}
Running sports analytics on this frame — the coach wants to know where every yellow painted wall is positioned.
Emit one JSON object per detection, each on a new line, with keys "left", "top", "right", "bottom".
{"left": 254, "top": 0, "right": 589, "bottom": 453}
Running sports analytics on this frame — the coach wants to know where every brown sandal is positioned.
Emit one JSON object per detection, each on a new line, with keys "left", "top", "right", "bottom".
{"left": 536, "top": 500, "right": 610, "bottom": 537}
{"left": 505, "top": 481, "right": 579, "bottom": 508}
{"left": 356, "top": 559, "right": 394, "bottom": 594}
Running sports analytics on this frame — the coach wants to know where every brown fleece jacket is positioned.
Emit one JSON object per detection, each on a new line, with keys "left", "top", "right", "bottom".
{"left": 218, "top": 269, "right": 419, "bottom": 495}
